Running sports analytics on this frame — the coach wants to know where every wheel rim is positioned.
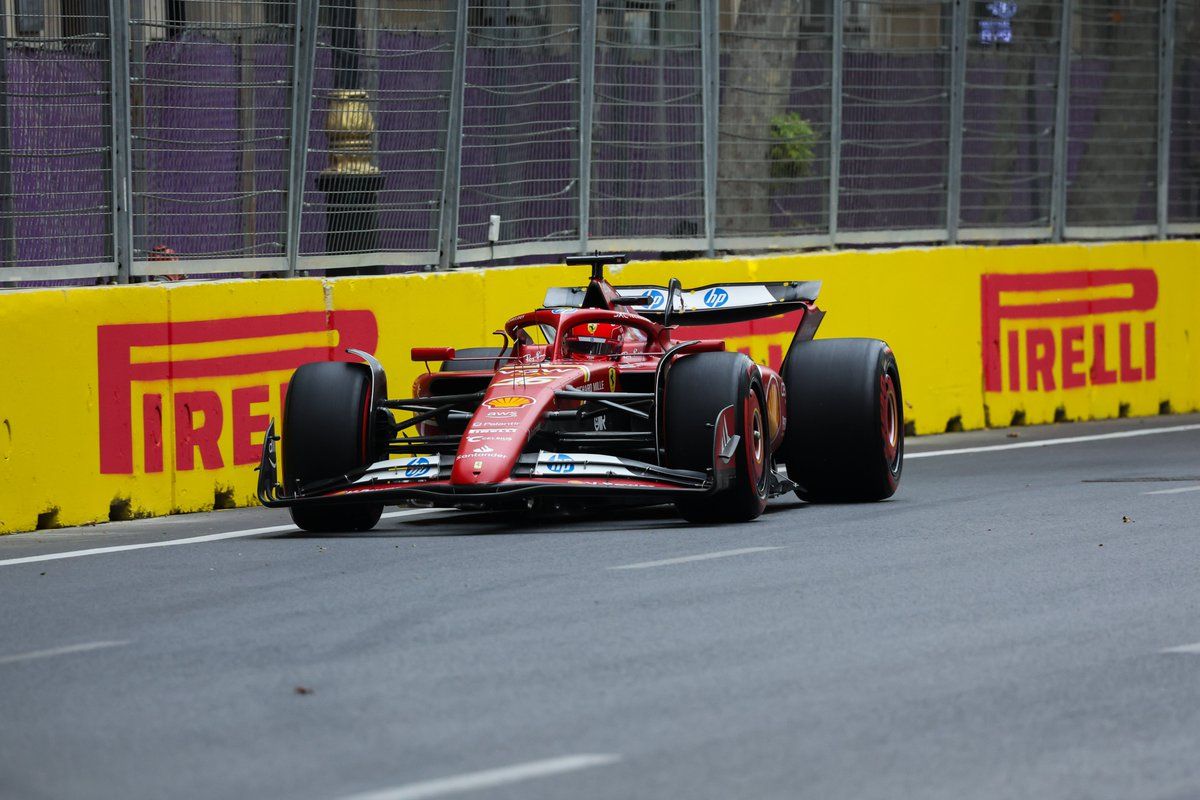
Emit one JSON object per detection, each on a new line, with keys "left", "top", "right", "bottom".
{"left": 752, "top": 407, "right": 764, "bottom": 464}
{"left": 880, "top": 372, "right": 899, "bottom": 470}
{"left": 746, "top": 393, "right": 767, "bottom": 497}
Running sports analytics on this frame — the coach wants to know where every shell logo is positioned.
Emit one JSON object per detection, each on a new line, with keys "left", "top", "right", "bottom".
{"left": 483, "top": 395, "right": 534, "bottom": 409}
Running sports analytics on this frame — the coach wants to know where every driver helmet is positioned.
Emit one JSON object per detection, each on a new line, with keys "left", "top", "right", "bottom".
{"left": 564, "top": 321, "right": 623, "bottom": 358}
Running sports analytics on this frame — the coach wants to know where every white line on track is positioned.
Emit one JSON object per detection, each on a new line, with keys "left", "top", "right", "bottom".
{"left": 906, "top": 423, "right": 1200, "bottom": 459}
{"left": 1143, "top": 485, "right": 1200, "bottom": 495}
{"left": 337, "top": 754, "right": 621, "bottom": 800}
{"left": 1161, "top": 642, "right": 1200, "bottom": 655}
{"left": 0, "top": 640, "right": 129, "bottom": 666}
{"left": 5, "top": 424, "right": 1195, "bottom": 568}
{"left": 0, "top": 508, "right": 454, "bottom": 568}
{"left": 609, "top": 546, "right": 784, "bottom": 571}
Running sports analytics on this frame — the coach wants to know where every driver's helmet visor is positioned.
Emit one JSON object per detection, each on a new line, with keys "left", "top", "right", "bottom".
{"left": 565, "top": 335, "right": 615, "bottom": 356}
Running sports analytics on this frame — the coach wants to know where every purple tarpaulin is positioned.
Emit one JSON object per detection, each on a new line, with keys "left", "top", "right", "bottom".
{"left": 3, "top": 37, "right": 1189, "bottom": 279}
{"left": 838, "top": 51, "right": 949, "bottom": 231}
{"left": 459, "top": 42, "right": 578, "bottom": 249}
{"left": 5, "top": 46, "right": 109, "bottom": 268}
{"left": 959, "top": 53, "right": 1056, "bottom": 228}
{"left": 1169, "top": 56, "right": 1199, "bottom": 224}
{"left": 138, "top": 36, "right": 243, "bottom": 257}
{"left": 375, "top": 32, "right": 452, "bottom": 253}
{"left": 591, "top": 49, "right": 704, "bottom": 241}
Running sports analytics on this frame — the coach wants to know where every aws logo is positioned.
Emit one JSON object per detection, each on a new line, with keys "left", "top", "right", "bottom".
{"left": 981, "top": 269, "right": 1158, "bottom": 393}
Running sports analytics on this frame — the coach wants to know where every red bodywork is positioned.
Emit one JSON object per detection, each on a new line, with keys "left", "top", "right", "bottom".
{"left": 410, "top": 308, "right": 752, "bottom": 496}
{"left": 258, "top": 266, "right": 819, "bottom": 510}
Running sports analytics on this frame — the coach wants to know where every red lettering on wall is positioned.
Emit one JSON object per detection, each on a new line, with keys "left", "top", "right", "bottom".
{"left": 1060, "top": 326, "right": 1086, "bottom": 389}
{"left": 683, "top": 310, "right": 805, "bottom": 370}
{"left": 174, "top": 391, "right": 224, "bottom": 471}
{"left": 1025, "top": 329, "right": 1057, "bottom": 391}
{"left": 1118, "top": 323, "right": 1142, "bottom": 383}
{"left": 1007, "top": 329, "right": 1021, "bottom": 391}
{"left": 980, "top": 269, "right": 1158, "bottom": 393}
{"left": 1145, "top": 322, "right": 1156, "bottom": 381}
{"left": 232, "top": 385, "right": 271, "bottom": 466}
{"left": 97, "top": 311, "right": 377, "bottom": 474}
{"left": 1090, "top": 325, "right": 1118, "bottom": 385}
{"left": 143, "top": 393, "right": 163, "bottom": 473}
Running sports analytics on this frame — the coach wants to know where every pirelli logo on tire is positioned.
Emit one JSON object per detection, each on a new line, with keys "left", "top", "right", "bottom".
{"left": 96, "top": 311, "right": 377, "bottom": 475}
{"left": 981, "top": 269, "right": 1158, "bottom": 394}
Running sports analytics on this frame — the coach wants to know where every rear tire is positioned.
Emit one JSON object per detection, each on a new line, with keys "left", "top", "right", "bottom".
{"left": 781, "top": 339, "right": 903, "bottom": 502}
{"left": 664, "top": 352, "right": 769, "bottom": 523}
{"left": 282, "top": 361, "right": 384, "bottom": 532}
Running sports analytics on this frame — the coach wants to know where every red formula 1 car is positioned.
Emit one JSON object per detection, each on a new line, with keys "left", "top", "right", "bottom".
{"left": 257, "top": 253, "right": 903, "bottom": 531}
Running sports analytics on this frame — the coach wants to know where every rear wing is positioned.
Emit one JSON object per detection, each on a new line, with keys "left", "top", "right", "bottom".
{"left": 543, "top": 280, "right": 821, "bottom": 325}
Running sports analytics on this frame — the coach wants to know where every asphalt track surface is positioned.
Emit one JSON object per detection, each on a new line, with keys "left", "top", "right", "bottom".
{"left": 2, "top": 415, "right": 1199, "bottom": 800}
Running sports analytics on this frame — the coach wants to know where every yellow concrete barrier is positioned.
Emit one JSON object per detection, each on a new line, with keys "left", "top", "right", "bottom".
{"left": 1, "top": 240, "right": 1196, "bottom": 533}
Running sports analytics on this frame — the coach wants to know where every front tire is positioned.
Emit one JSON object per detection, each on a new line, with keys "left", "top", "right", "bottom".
{"left": 781, "top": 339, "right": 903, "bottom": 502}
{"left": 664, "top": 352, "right": 769, "bottom": 523}
{"left": 282, "top": 361, "right": 384, "bottom": 532}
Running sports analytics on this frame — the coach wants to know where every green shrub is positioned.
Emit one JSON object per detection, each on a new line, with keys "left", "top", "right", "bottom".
{"left": 768, "top": 112, "right": 817, "bottom": 180}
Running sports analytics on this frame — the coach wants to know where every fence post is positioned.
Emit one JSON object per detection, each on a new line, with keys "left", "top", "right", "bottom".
{"left": 579, "top": 0, "right": 596, "bottom": 254}
{"left": 285, "top": 0, "right": 319, "bottom": 277}
{"left": 108, "top": 0, "right": 133, "bottom": 283}
{"left": 438, "top": 0, "right": 469, "bottom": 270}
{"left": 130, "top": 0, "right": 145, "bottom": 265}
{"left": 700, "top": 0, "right": 718, "bottom": 256}
{"left": 828, "top": 0, "right": 844, "bottom": 247}
{"left": 1156, "top": 0, "right": 1176, "bottom": 239}
{"left": 363, "top": 0, "right": 381, "bottom": 156}
{"left": 946, "top": 0, "right": 967, "bottom": 243}
{"left": 0, "top": 16, "right": 17, "bottom": 271}
{"left": 1050, "top": 0, "right": 1073, "bottom": 242}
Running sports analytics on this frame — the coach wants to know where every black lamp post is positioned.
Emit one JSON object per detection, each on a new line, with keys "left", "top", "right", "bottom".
{"left": 316, "top": 0, "right": 384, "bottom": 273}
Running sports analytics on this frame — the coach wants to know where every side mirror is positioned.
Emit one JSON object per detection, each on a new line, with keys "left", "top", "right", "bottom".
{"left": 411, "top": 347, "right": 456, "bottom": 362}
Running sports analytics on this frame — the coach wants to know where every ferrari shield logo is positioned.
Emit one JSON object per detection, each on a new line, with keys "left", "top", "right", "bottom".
{"left": 587, "top": 323, "right": 598, "bottom": 334}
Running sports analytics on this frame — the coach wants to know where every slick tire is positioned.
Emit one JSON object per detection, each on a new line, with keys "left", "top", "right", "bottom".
{"left": 282, "top": 361, "right": 383, "bottom": 533}
{"left": 664, "top": 351, "right": 769, "bottom": 524}
{"left": 780, "top": 338, "right": 903, "bottom": 503}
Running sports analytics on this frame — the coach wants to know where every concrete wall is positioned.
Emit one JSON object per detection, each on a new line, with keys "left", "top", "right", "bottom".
{"left": 1, "top": 239, "right": 1196, "bottom": 533}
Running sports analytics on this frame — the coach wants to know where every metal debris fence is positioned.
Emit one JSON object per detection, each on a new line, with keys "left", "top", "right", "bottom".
{"left": 0, "top": 0, "right": 1196, "bottom": 283}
